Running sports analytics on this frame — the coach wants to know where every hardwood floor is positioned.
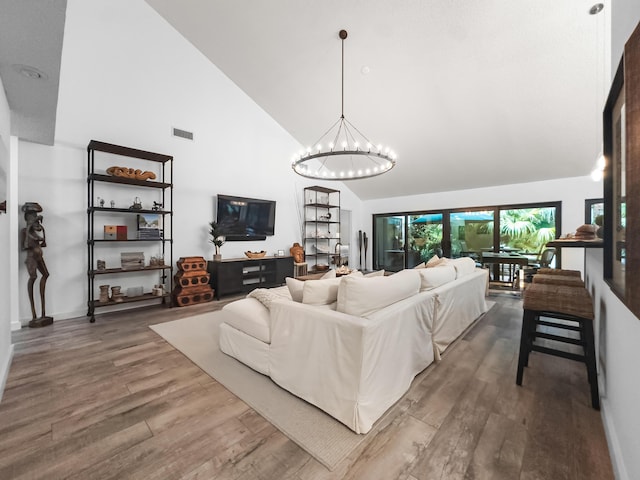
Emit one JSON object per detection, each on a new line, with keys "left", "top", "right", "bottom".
{"left": 0, "top": 294, "right": 613, "bottom": 479}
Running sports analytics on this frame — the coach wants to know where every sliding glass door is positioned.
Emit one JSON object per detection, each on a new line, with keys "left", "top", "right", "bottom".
{"left": 499, "top": 207, "right": 557, "bottom": 255}
{"left": 374, "top": 215, "right": 405, "bottom": 271}
{"left": 408, "top": 214, "right": 443, "bottom": 267}
{"left": 449, "top": 210, "right": 494, "bottom": 261}
{"left": 373, "top": 201, "right": 561, "bottom": 272}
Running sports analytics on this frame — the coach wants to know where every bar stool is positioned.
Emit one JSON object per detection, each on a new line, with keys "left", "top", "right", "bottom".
{"left": 537, "top": 268, "right": 582, "bottom": 277}
{"left": 517, "top": 283, "right": 599, "bottom": 409}
{"left": 532, "top": 274, "right": 585, "bottom": 287}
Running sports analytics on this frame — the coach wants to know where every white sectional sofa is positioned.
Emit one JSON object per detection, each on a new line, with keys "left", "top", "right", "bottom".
{"left": 218, "top": 258, "right": 488, "bottom": 434}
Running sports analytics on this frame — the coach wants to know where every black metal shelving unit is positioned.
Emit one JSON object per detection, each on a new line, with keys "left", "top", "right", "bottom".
{"left": 86, "top": 140, "right": 173, "bottom": 322}
{"left": 303, "top": 186, "right": 341, "bottom": 273}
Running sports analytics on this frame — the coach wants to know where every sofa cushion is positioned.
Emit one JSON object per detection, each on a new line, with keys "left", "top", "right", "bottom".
{"left": 417, "top": 264, "right": 457, "bottom": 291}
{"left": 364, "top": 269, "right": 385, "bottom": 277}
{"left": 450, "top": 257, "right": 476, "bottom": 278}
{"left": 286, "top": 277, "right": 304, "bottom": 302}
{"left": 302, "top": 277, "right": 342, "bottom": 305}
{"left": 222, "top": 298, "right": 271, "bottom": 343}
{"left": 337, "top": 269, "right": 421, "bottom": 317}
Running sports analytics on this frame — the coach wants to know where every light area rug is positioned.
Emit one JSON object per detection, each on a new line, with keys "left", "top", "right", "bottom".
{"left": 150, "top": 311, "right": 366, "bottom": 470}
{"left": 150, "top": 301, "right": 496, "bottom": 470}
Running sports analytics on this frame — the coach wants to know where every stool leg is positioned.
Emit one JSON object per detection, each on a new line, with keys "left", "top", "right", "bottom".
{"left": 523, "top": 313, "right": 538, "bottom": 367}
{"left": 583, "top": 319, "right": 600, "bottom": 410}
{"left": 517, "top": 309, "right": 533, "bottom": 385}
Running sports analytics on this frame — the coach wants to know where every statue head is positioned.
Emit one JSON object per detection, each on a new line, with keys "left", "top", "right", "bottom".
{"left": 22, "top": 202, "right": 44, "bottom": 226}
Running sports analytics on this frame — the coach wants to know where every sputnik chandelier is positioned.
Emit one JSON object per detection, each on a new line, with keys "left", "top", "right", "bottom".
{"left": 291, "top": 30, "right": 397, "bottom": 180}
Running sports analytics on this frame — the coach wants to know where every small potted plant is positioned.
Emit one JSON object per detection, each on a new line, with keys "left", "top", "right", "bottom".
{"left": 209, "top": 221, "right": 226, "bottom": 262}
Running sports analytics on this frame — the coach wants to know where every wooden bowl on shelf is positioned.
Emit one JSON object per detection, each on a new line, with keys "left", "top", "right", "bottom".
{"left": 245, "top": 250, "right": 267, "bottom": 259}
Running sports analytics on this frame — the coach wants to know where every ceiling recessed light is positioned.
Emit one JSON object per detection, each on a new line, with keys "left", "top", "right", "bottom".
{"left": 13, "top": 64, "right": 48, "bottom": 80}
{"left": 589, "top": 3, "right": 604, "bottom": 15}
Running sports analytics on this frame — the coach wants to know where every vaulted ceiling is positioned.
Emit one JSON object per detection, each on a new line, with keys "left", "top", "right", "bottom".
{"left": 145, "top": 0, "right": 609, "bottom": 200}
{"left": 0, "top": 1, "right": 608, "bottom": 200}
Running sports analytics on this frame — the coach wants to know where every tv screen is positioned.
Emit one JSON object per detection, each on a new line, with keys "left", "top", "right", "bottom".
{"left": 216, "top": 194, "right": 276, "bottom": 240}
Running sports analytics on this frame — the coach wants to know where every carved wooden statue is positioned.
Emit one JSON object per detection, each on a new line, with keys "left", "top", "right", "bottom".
{"left": 21, "top": 202, "right": 53, "bottom": 327}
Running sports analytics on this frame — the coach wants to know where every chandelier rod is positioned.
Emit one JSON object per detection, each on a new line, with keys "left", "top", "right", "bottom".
{"left": 340, "top": 29, "right": 347, "bottom": 119}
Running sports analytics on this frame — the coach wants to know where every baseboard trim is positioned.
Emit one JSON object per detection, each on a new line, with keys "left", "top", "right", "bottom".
{"left": 10, "top": 319, "right": 21, "bottom": 331}
{"left": 600, "top": 397, "right": 629, "bottom": 480}
{"left": 0, "top": 344, "right": 15, "bottom": 402}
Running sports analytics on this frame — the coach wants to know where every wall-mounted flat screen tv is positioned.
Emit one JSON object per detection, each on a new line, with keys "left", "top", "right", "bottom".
{"left": 216, "top": 194, "right": 276, "bottom": 241}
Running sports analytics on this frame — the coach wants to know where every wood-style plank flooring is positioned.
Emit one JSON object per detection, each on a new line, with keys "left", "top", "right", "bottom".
{"left": 0, "top": 294, "right": 613, "bottom": 479}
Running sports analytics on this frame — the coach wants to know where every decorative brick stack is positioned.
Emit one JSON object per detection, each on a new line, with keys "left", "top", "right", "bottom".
{"left": 172, "top": 256, "right": 214, "bottom": 306}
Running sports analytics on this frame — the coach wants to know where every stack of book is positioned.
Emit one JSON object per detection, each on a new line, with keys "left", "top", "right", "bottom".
{"left": 137, "top": 228, "right": 162, "bottom": 239}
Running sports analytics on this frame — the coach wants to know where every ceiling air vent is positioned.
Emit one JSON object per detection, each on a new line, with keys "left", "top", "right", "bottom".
{"left": 172, "top": 127, "right": 194, "bottom": 141}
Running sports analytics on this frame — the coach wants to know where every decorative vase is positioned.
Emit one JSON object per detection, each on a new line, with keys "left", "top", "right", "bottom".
{"left": 213, "top": 254, "right": 222, "bottom": 262}
{"left": 99, "top": 285, "right": 110, "bottom": 303}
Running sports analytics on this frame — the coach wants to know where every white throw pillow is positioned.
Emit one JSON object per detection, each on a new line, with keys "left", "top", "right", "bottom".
{"left": 286, "top": 277, "right": 304, "bottom": 302}
{"left": 426, "top": 255, "right": 441, "bottom": 267}
{"left": 450, "top": 257, "right": 476, "bottom": 278}
{"left": 413, "top": 262, "right": 426, "bottom": 269}
{"left": 302, "top": 277, "right": 342, "bottom": 305}
{"left": 417, "top": 264, "right": 456, "bottom": 290}
{"left": 337, "top": 269, "right": 420, "bottom": 317}
{"left": 246, "top": 288, "right": 280, "bottom": 309}
{"left": 320, "top": 269, "right": 337, "bottom": 279}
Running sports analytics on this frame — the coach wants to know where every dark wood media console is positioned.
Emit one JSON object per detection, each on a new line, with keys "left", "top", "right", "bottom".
{"left": 207, "top": 256, "right": 294, "bottom": 299}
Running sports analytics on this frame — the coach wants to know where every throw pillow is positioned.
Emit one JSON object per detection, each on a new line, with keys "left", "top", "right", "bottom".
{"left": 337, "top": 269, "right": 420, "bottom": 317}
{"left": 426, "top": 255, "right": 441, "bottom": 267}
{"left": 417, "top": 265, "right": 456, "bottom": 290}
{"left": 413, "top": 262, "right": 426, "bottom": 269}
{"left": 321, "top": 269, "right": 337, "bottom": 279}
{"left": 246, "top": 288, "right": 280, "bottom": 309}
{"left": 286, "top": 277, "right": 304, "bottom": 302}
{"left": 450, "top": 257, "right": 476, "bottom": 278}
{"left": 302, "top": 277, "right": 342, "bottom": 305}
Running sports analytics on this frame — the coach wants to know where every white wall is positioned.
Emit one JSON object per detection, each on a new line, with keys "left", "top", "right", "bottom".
{"left": 362, "top": 175, "right": 601, "bottom": 272}
{"left": 15, "top": 0, "right": 364, "bottom": 323}
{"left": 0, "top": 75, "right": 14, "bottom": 400}
{"left": 587, "top": 3, "right": 640, "bottom": 480}
{"left": 585, "top": 251, "right": 640, "bottom": 480}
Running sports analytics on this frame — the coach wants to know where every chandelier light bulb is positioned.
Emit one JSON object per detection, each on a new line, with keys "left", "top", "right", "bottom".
{"left": 354, "top": 141, "right": 360, "bottom": 150}
{"left": 329, "top": 142, "right": 334, "bottom": 150}
{"left": 341, "top": 141, "right": 348, "bottom": 149}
